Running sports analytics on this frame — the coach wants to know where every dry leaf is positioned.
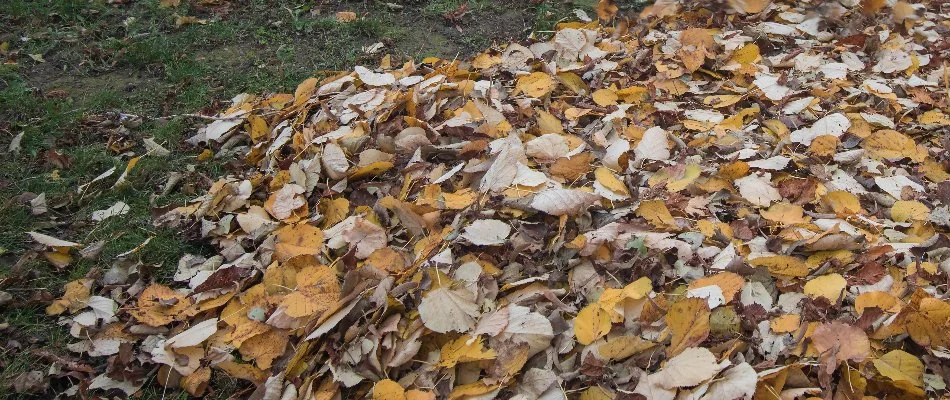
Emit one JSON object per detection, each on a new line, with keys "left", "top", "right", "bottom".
{"left": 653, "top": 347, "right": 723, "bottom": 388}
{"left": 530, "top": 189, "right": 600, "bottom": 216}
{"left": 418, "top": 287, "right": 479, "bottom": 333}
{"left": 574, "top": 304, "right": 612, "bottom": 345}
{"left": 280, "top": 266, "right": 340, "bottom": 318}
{"left": 873, "top": 350, "right": 924, "bottom": 389}
{"left": 336, "top": 11, "right": 358, "bottom": 23}
{"left": 666, "top": 298, "right": 710, "bottom": 356}
{"left": 460, "top": 219, "right": 511, "bottom": 246}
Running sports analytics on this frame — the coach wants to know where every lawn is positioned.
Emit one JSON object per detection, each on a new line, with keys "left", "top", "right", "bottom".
{"left": 0, "top": 0, "right": 614, "bottom": 397}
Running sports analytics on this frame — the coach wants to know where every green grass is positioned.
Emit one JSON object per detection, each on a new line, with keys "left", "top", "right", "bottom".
{"left": 0, "top": 0, "right": 585, "bottom": 397}
{"left": 422, "top": 0, "right": 496, "bottom": 17}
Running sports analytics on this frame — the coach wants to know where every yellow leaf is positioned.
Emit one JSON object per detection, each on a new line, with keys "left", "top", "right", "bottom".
{"left": 904, "top": 297, "right": 950, "bottom": 348}
{"left": 862, "top": 130, "right": 928, "bottom": 162}
{"left": 46, "top": 278, "right": 93, "bottom": 315}
{"left": 262, "top": 260, "right": 300, "bottom": 296}
{"left": 890, "top": 200, "right": 930, "bottom": 222}
{"left": 703, "top": 94, "right": 743, "bottom": 108}
{"left": 770, "top": 314, "right": 801, "bottom": 333}
{"left": 727, "top": 0, "right": 771, "bottom": 14}
{"left": 215, "top": 361, "right": 268, "bottom": 384}
{"left": 438, "top": 337, "right": 496, "bottom": 367}
{"left": 239, "top": 328, "right": 289, "bottom": 370}
{"left": 666, "top": 298, "right": 711, "bottom": 356}
{"left": 246, "top": 114, "right": 270, "bottom": 143}
{"left": 679, "top": 28, "right": 713, "bottom": 72}
{"left": 349, "top": 161, "right": 394, "bottom": 180}
{"left": 471, "top": 52, "right": 500, "bottom": 69}
{"left": 919, "top": 109, "right": 950, "bottom": 125}
{"left": 174, "top": 15, "right": 207, "bottom": 28}
{"left": 579, "top": 386, "right": 613, "bottom": 400}
{"left": 197, "top": 148, "right": 214, "bottom": 161}
{"left": 597, "top": 277, "right": 653, "bottom": 321}
{"left": 406, "top": 390, "right": 436, "bottom": 400}
{"left": 574, "top": 303, "right": 612, "bottom": 345}
{"left": 822, "top": 191, "right": 862, "bottom": 216}
{"left": 803, "top": 273, "right": 847, "bottom": 302}
{"left": 595, "top": 335, "right": 657, "bottom": 360}
{"left": 373, "top": 379, "right": 407, "bottom": 400}
{"left": 280, "top": 265, "right": 340, "bottom": 318}
{"left": 846, "top": 113, "right": 873, "bottom": 138}
{"left": 855, "top": 291, "right": 901, "bottom": 314}
{"left": 806, "top": 250, "right": 854, "bottom": 270}
{"left": 717, "top": 160, "right": 750, "bottom": 180}
{"left": 637, "top": 200, "right": 677, "bottom": 229}
{"left": 112, "top": 156, "right": 141, "bottom": 188}
{"left": 688, "top": 272, "right": 744, "bottom": 303}
{"left": 594, "top": 167, "right": 630, "bottom": 197}
{"left": 730, "top": 43, "right": 760, "bottom": 65}
{"left": 274, "top": 223, "right": 325, "bottom": 262}
{"left": 366, "top": 247, "right": 408, "bottom": 273}
{"left": 448, "top": 381, "right": 500, "bottom": 400}
{"left": 536, "top": 109, "right": 565, "bottom": 134}
{"left": 556, "top": 72, "right": 588, "bottom": 95}
{"left": 294, "top": 77, "right": 318, "bottom": 106}
{"left": 873, "top": 350, "right": 924, "bottom": 388}
{"left": 335, "top": 11, "right": 357, "bottom": 23}
{"left": 592, "top": 89, "right": 618, "bottom": 106}
{"left": 808, "top": 135, "right": 839, "bottom": 157}
{"left": 320, "top": 197, "right": 350, "bottom": 228}
{"left": 921, "top": 159, "right": 950, "bottom": 183}
{"left": 44, "top": 248, "right": 73, "bottom": 269}
{"left": 181, "top": 366, "right": 210, "bottom": 396}
{"left": 442, "top": 188, "right": 478, "bottom": 210}
{"left": 130, "top": 283, "right": 194, "bottom": 326}
{"left": 516, "top": 72, "right": 557, "bottom": 98}
{"left": 595, "top": 0, "right": 619, "bottom": 20}
{"left": 760, "top": 202, "right": 807, "bottom": 225}
{"left": 615, "top": 86, "right": 648, "bottom": 103}
{"left": 649, "top": 164, "right": 701, "bottom": 192}
{"left": 750, "top": 255, "right": 809, "bottom": 278}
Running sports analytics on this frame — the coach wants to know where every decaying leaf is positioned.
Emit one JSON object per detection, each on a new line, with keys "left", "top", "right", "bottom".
{"left": 35, "top": 2, "right": 950, "bottom": 398}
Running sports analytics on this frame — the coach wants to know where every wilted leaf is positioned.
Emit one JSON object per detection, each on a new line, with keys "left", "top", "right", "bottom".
{"left": 574, "top": 304, "right": 612, "bottom": 345}
{"left": 460, "top": 219, "right": 510, "bottom": 246}
{"left": 874, "top": 350, "right": 923, "bottom": 388}
{"left": 531, "top": 189, "right": 600, "bottom": 216}
{"left": 418, "top": 287, "right": 479, "bottom": 333}
{"left": 666, "top": 298, "right": 710, "bottom": 356}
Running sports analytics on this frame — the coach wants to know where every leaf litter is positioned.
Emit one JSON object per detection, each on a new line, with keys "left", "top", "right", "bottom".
{"left": 28, "top": 0, "right": 950, "bottom": 398}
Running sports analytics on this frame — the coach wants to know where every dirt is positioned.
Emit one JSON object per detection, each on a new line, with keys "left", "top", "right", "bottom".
{"left": 392, "top": 8, "right": 532, "bottom": 59}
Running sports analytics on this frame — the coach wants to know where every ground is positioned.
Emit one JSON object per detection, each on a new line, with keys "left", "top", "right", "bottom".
{"left": 0, "top": 0, "right": 630, "bottom": 397}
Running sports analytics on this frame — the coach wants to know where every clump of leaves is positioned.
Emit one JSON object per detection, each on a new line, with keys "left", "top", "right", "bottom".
{"left": 25, "top": 0, "right": 950, "bottom": 398}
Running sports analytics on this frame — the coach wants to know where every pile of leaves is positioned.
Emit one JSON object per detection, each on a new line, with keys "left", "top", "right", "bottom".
{"left": 31, "top": 0, "right": 950, "bottom": 398}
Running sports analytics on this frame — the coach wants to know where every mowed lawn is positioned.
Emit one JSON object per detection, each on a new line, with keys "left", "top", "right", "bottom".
{"left": 0, "top": 0, "right": 613, "bottom": 397}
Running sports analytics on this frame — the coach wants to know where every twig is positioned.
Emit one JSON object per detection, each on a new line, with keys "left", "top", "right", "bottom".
{"left": 159, "top": 113, "right": 243, "bottom": 121}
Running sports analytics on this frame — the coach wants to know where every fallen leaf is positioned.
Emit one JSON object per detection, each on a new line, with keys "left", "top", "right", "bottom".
{"left": 653, "top": 347, "right": 724, "bottom": 388}
{"left": 574, "top": 303, "right": 612, "bottom": 345}
{"left": 516, "top": 72, "right": 557, "bottom": 98}
{"left": 666, "top": 298, "right": 710, "bottom": 356}
{"left": 91, "top": 201, "right": 130, "bottom": 222}
{"left": 418, "top": 287, "right": 479, "bottom": 333}
{"left": 803, "top": 273, "right": 847, "bottom": 302}
{"left": 873, "top": 350, "right": 924, "bottom": 389}
{"left": 336, "top": 11, "right": 358, "bottom": 23}
{"left": 460, "top": 219, "right": 511, "bottom": 246}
